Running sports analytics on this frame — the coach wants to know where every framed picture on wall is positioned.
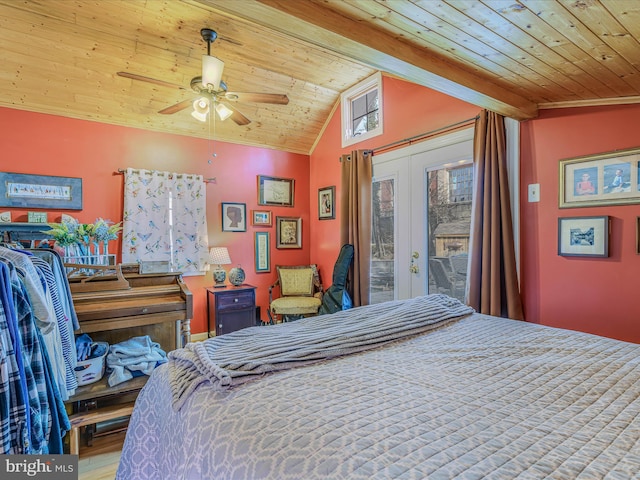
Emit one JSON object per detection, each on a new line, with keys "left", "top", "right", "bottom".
{"left": 251, "top": 210, "right": 272, "bottom": 226}
{"left": 558, "top": 216, "right": 609, "bottom": 257}
{"left": 254, "top": 231, "right": 270, "bottom": 273}
{"left": 0, "top": 172, "right": 83, "bottom": 210}
{"left": 276, "top": 216, "right": 302, "bottom": 249}
{"left": 318, "top": 185, "right": 335, "bottom": 220}
{"left": 559, "top": 147, "right": 640, "bottom": 208}
{"left": 221, "top": 202, "right": 247, "bottom": 232}
{"left": 257, "top": 175, "right": 295, "bottom": 207}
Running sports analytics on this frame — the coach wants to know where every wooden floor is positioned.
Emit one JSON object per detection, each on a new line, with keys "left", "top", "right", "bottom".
{"left": 78, "top": 430, "right": 124, "bottom": 480}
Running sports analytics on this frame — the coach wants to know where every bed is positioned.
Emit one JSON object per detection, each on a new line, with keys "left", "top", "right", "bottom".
{"left": 116, "top": 295, "right": 640, "bottom": 479}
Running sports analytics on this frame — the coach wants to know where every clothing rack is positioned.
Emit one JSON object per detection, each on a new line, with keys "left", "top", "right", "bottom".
{"left": 114, "top": 168, "right": 216, "bottom": 184}
{"left": 0, "top": 245, "right": 76, "bottom": 454}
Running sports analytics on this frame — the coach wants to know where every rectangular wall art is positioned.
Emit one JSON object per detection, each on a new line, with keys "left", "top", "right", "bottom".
{"left": 558, "top": 216, "right": 609, "bottom": 257}
{"left": 559, "top": 147, "right": 640, "bottom": 208}
{"left": 0, "top": 172, "right": 83, "bottom": 210}
{"left": 257, "top": 175, "right": 294, "bottom": 207}
{"left": 254, "top": 231, "right": 270, "bottom": 273}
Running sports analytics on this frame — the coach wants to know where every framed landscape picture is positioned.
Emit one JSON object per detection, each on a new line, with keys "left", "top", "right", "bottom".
{"left": 558, "top": 216, "right": 609, "bottom": 257}
{"left": 251, "top": 210, "right": 272, "bottom": 226}
{"left": 0, "top": 172, "right": 83, "bottom": 210}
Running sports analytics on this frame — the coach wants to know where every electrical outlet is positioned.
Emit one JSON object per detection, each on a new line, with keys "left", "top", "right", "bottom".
{"left": 528, "top": 184, "right": 540, "bottom": 202}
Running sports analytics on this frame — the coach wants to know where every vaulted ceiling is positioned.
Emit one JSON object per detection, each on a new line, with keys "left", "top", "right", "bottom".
{"left": 2, "top": 0, "right": 639, "bottom": 155}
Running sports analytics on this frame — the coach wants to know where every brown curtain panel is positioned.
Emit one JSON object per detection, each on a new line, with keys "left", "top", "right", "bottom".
{"left": 339, "top": 149, "right": 372, "bottom": 307}
{"left": 468, "top": 110, "right": 524, "bottom": 320}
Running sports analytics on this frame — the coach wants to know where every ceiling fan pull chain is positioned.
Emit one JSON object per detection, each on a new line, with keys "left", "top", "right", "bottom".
{"left": 209, "top": 103, "right": 217, "bottom": 161}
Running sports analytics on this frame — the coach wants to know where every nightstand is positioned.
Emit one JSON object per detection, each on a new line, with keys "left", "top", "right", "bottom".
{"left": 206, "top": 285, "right": 257, "bottom": 337}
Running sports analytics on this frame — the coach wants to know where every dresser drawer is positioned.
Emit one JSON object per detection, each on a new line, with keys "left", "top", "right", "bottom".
{"left": 216, "top": 290, "right": 255, "bottom": 310}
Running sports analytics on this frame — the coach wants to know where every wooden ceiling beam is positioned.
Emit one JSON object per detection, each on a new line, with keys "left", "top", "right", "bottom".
{"left": 200, "top": 0, "right": 538, "bottom": 120}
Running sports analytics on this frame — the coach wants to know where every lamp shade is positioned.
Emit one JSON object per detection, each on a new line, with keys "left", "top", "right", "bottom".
{"left": 215, "top": 103, "right": 233, "bottom": 121}
{"left": 209, "top": 247, "right": 232, "bottom": 266}
{"left": 202, "top": 54, "right": 224, "bottom": 91}
{"left": 191, "top": 97, "right": 210, "bottom": 122}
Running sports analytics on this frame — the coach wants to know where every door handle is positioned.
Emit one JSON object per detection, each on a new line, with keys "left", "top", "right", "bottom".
{"left": 410, "top": 251, "right": 419, "bottom": 274}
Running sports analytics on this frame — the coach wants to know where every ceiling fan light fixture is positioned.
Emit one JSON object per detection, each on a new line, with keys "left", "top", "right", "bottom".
{"left": 202, "top": 54, "right": 224, "bottom": 91}
{"left": 191, "top": 97, "right": 210, "bottom": 122}
{"left": 215, "top": 103, "right": 234, "bottom": 121}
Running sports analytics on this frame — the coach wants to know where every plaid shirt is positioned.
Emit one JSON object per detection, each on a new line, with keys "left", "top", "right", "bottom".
{"left": 0, "top": 262, "right": 29, "bottom": 454}
{"left": 12, "top": 270, "right": 50, "bottom": 454}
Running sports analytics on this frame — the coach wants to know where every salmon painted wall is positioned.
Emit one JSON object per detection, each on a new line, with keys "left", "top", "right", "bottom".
{"left": 520, "top": 104, "right": 640, "bottom": 343}
{"left": 310, "top": 75, "right": 480, "bottom": 289}
{"left": 0, "top": 107, "right": 310, "bottom": 335}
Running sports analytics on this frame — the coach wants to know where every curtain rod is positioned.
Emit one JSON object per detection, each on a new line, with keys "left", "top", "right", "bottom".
{"left": 114, "top": 168, "right": 216, "bottom": 184}
{"left": 369, "top": 116, "right": 478, "bottom": 156}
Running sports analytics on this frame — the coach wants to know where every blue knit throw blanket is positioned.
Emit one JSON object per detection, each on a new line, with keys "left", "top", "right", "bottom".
{"left": 167, "top": 294, "right": 474, "bottom": 410}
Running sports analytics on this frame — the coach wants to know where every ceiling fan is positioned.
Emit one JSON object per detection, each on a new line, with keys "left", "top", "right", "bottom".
{"left": 117, "top": 28, "right": 289, "bottom": 126}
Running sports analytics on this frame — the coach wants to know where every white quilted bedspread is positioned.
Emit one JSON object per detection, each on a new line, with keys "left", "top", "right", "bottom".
{"left": 117, "top": 303, "right": 640, "bottom": 479}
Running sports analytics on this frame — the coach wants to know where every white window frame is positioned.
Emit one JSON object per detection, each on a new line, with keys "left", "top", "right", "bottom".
{"left": 341, "top": 72, "right": 383, "bottom": 148}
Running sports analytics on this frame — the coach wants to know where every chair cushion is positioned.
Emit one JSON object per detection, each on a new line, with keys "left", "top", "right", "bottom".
{"left": 278, "top": 267, "right": 314, "bottom": 296}
{"left": 271, "top": 296, "right": 321, "bottom": 315}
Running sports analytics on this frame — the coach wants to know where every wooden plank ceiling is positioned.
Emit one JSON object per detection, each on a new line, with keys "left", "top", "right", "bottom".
{"left": 1, "top": 0, "right": 639, "bottom": 155}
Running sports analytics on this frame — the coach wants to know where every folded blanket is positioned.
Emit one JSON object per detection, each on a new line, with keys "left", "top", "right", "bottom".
{"left": 168, "top": 294, "right": 474, "bottom": 410}
{"left": 107, "top": 336, "right": 167, "bottom": 387}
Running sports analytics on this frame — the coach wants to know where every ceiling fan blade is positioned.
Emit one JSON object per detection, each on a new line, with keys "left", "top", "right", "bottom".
{"left": 117, "top": 72, "right": 186, "bottom": 91}
{"left": 226, "top": 104, "right": 251, "bottom": 126}
{"left": 159, "top": 99, "right": 193, "bottom": 115}
{"left": 225, "top": 92, "right": 289, "bottom": 105}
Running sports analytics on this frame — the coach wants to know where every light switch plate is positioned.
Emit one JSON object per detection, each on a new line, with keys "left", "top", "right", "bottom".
{"left": 528, "top": 184, "right": 540, "bottom": 202}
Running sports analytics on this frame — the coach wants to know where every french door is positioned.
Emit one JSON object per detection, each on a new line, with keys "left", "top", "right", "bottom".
{"left": 370, "top": 129, "right": 474, "bottom": 303}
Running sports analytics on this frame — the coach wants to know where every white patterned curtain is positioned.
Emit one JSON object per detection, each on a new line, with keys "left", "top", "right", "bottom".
{"left": 121, "top": 168, "right": 209, "bottom": 275}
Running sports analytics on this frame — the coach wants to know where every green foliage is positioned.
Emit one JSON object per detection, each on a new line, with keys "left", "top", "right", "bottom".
{"left": 43, "top": 217, "right": 122, "bottom": 247}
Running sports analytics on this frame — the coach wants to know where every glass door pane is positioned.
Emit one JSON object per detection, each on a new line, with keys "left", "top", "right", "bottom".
{"left": 427, "top": 164, "right": 473, "bottom": 303}
{"left": 372, "top": 128, "right": 474, "bottom": 304}
{"left": 370, "top": 177, "right": 395, "bottom": 304}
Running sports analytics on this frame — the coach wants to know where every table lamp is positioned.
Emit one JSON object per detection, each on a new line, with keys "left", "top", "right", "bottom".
{"left": 209, "top": 247, "right": 232, "bottom": 287}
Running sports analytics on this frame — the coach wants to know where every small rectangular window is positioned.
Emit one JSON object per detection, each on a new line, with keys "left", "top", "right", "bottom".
{"left": 341, "top": 73, "right": 383, "bottom": 147}
{"left": 448, "top": 165, "right": 473, "bottom": 203}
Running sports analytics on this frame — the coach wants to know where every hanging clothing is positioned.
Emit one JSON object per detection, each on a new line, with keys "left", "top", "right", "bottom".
{"left": 0, "top": 248, "right": 71, "bottom": 401}
{"left": 0, "top": 247, "right": 72, "bottom": 454}
{"left": 30, "top": 255, "right": 78, "bottom": 398}
{"left": 34, "top": 249, "right": 80, "bottom": 332}
{"left": 0, "top": 262, "right": 29, "bottom": 454}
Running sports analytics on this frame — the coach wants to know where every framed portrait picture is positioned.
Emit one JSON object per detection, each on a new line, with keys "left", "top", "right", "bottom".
{"left": 558, "top": 216, "right": 609, "bottom": 257}
{"left": 254, "top": 231, "right": 270, "bottom": 273}
{"left": 257, "top": 175, "right": 294, "bottom": 207}
{"left": 221, "top": 202, "right": 247, "bottom": 232}
{"left": 559, "top": 147, "right": 640, "bottom": 208}
{"left": 276, "top": 216, "right": 302, "bottom": 249}
{"left": 251, "top": 210, "right": 272, "bottom": 226}
{"left": 318, "top": 185, "right": 336, "bottom": 220}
